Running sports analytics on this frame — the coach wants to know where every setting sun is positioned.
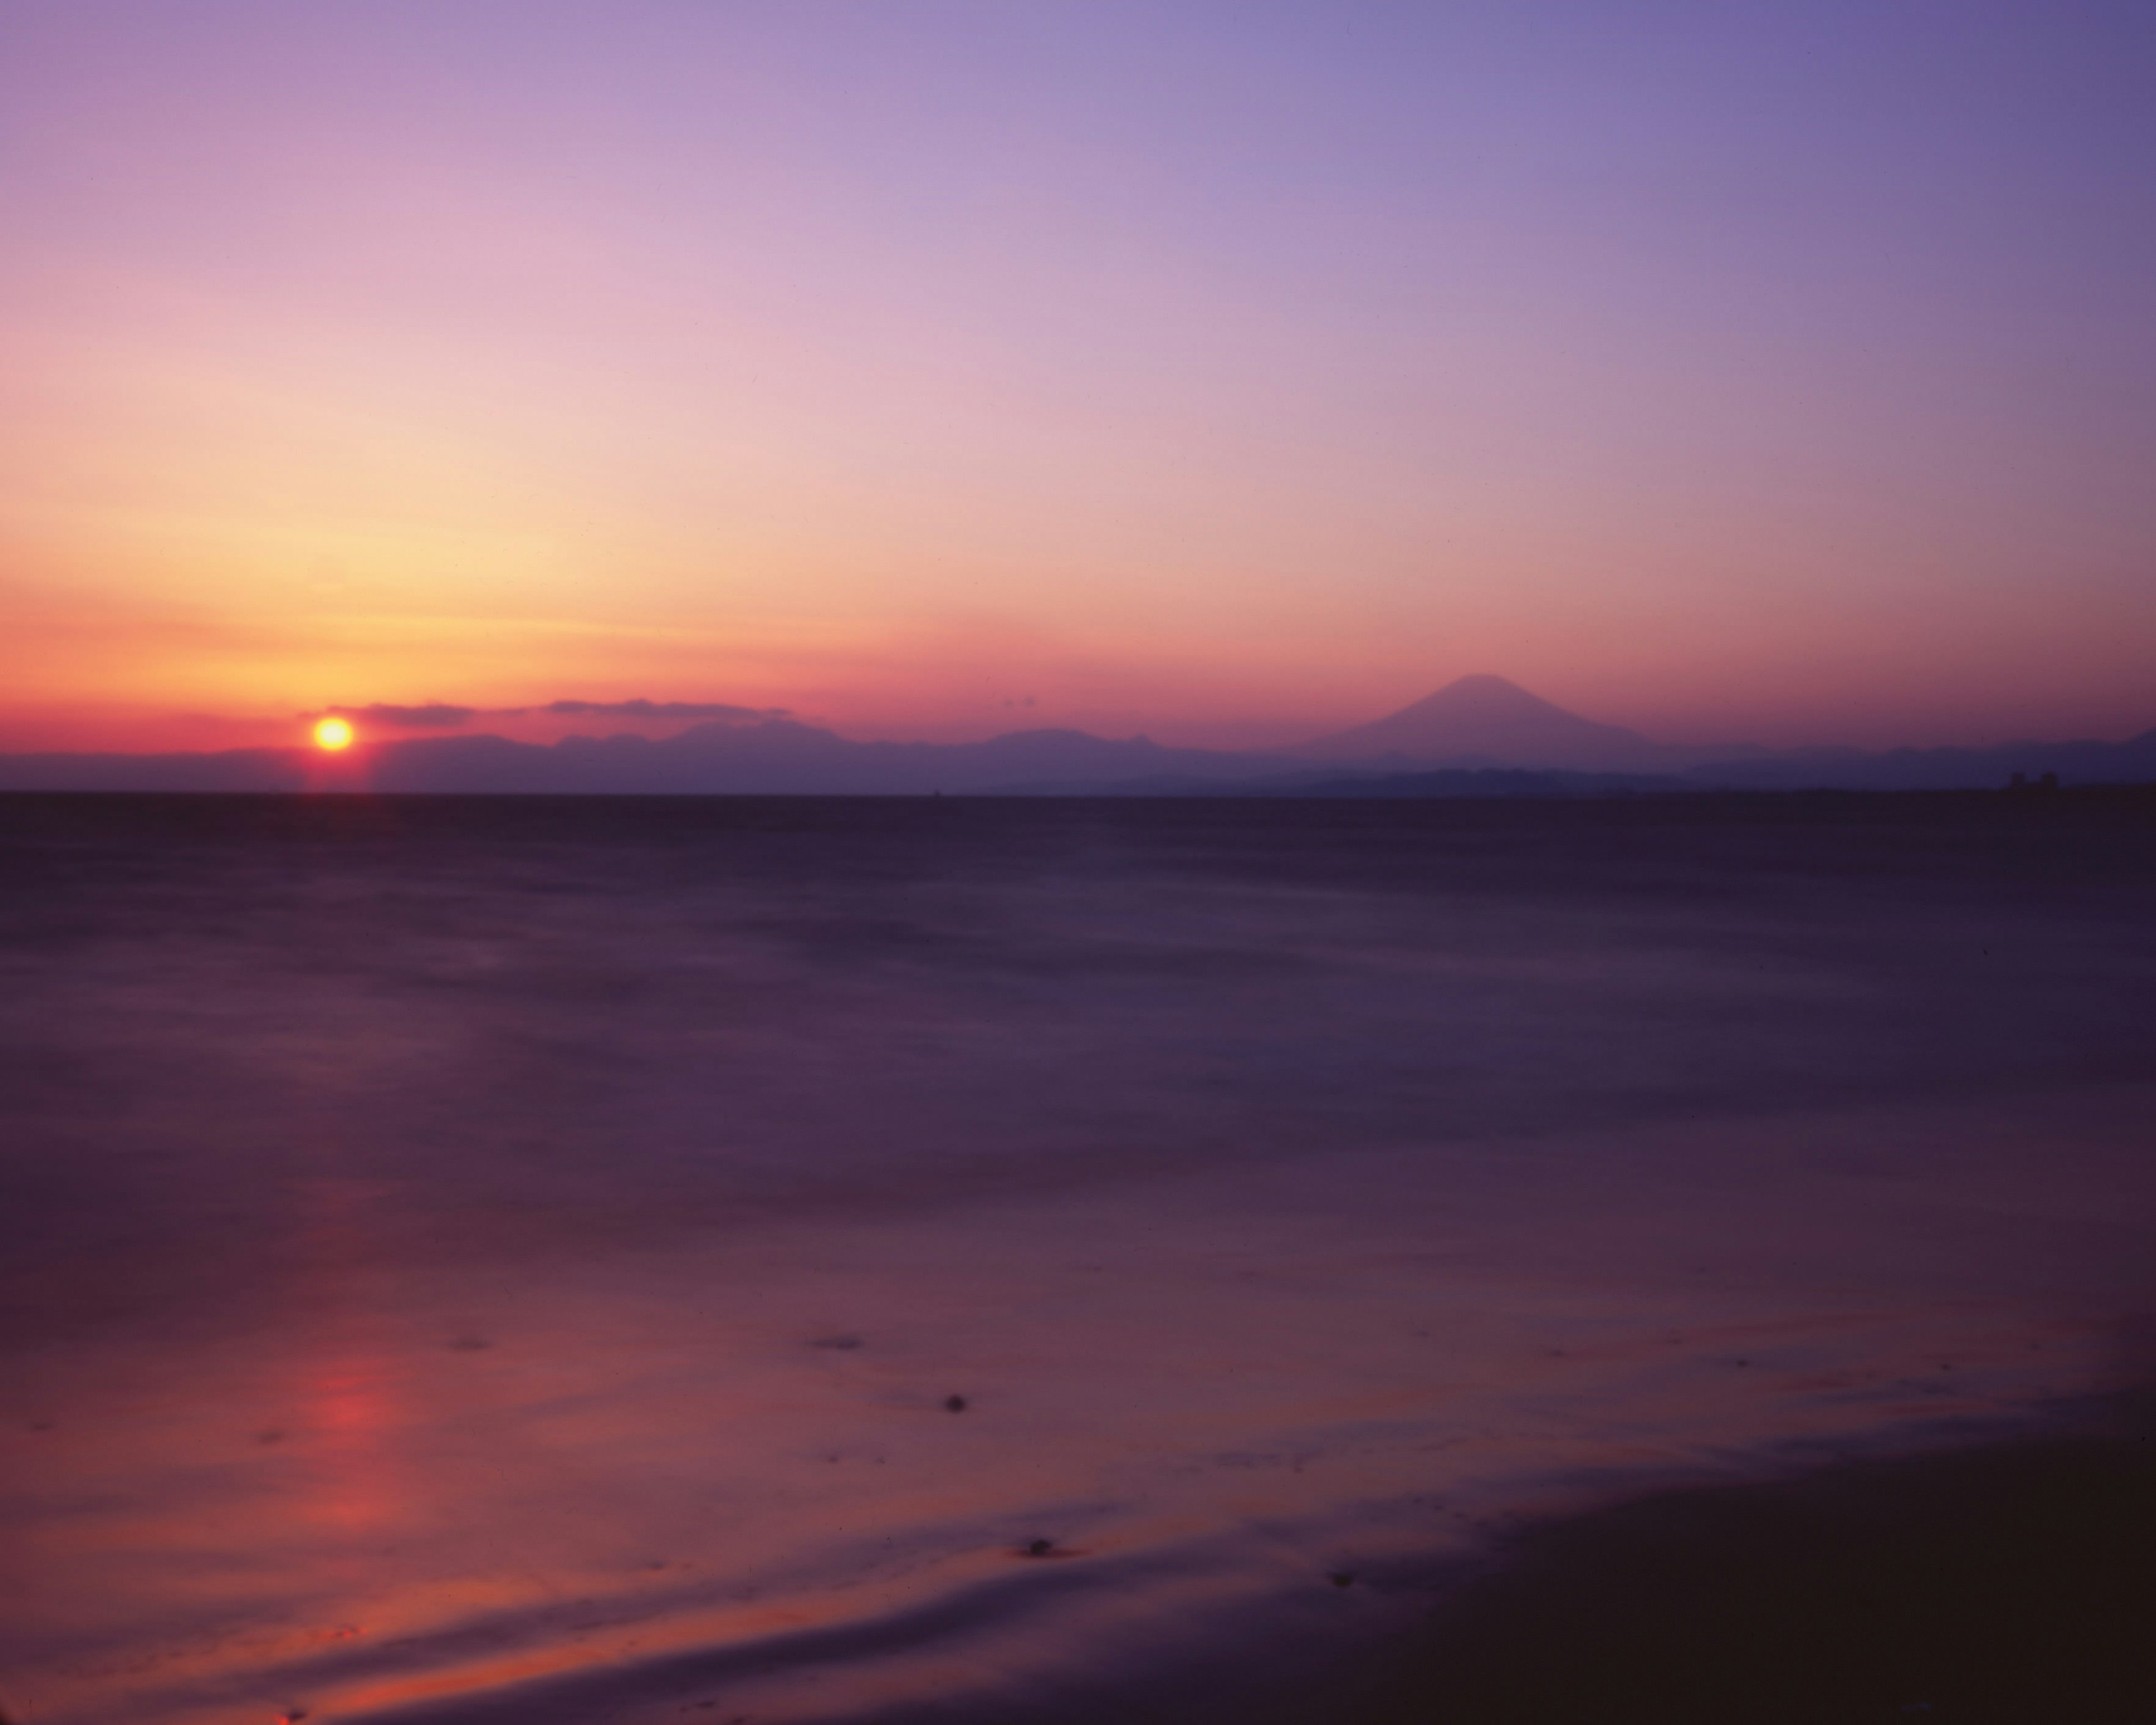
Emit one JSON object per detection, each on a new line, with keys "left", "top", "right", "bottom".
{"left": 313, "top": 717, "right": 354, "bottom": 751}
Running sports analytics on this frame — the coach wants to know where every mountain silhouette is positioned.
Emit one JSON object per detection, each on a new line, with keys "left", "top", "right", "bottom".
{"left": 1289, "top": 675, "right": 1673, "bottom": 771}
{"left": 362, "top": 720, "right": 1291, "bottom": 794}
{"left": 0, "top": 719, "right": 1293, "bottom": 796}
{"left": 1, "top": 685, "right": 2151, "bottom": 795}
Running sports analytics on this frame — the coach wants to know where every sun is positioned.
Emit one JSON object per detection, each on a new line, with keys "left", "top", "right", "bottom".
{"left": 313, "top": 716, "right": 355, "bottom": 751}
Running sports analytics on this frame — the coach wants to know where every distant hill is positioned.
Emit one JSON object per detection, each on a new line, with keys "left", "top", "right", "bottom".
{"left": 1232, "top": 766, "right": 1683, "bottom": 798}
{"left": 1290, "top": 675, "right": 1685, "bottom": 772}
{"left": 367, "top": 720, "right": 1295, "bottom": 794}
{"left": 1684, "top": 729, "right": 2156, "bottom": 792}
{"left": 0, "top": 719, "right": 1294, "bottom": 796}
{"left": 0, "top": 747, "right": 307, "bottom": 792}
{"left": 1, "top": 687, "right": 2150, "bottom": 797}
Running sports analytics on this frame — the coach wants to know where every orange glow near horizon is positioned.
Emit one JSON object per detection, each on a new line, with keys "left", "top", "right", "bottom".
{"left": 314, "top": 717, "right": 355, "bottom": 751}
{"left": 2, "top": 8, "right": 2153, "bottom": 756}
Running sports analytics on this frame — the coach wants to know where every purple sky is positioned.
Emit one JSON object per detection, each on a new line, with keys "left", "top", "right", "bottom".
{"left": 3, "top": 2, "right": 2152, "bottom": 752}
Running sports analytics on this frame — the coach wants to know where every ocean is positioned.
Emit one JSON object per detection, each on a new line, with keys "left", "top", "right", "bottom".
{"left": 4, "top": 791, "right": 2153, "bottom": 1724}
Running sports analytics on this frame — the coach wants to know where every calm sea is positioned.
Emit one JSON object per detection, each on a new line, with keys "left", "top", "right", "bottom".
{"left": 4, "top": 792, "right": 2154, "bottom": 1723}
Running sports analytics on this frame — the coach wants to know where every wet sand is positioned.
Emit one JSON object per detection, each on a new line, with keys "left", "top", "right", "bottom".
{"left": 1351, "top": 1391, "right": 2156, "bottom": 1725}
{"left": 2, "top": 790, "right": 2153, "bottom": 1723}
{"left": 837, "top": 1391, "right": 2156, "bottom": 1725}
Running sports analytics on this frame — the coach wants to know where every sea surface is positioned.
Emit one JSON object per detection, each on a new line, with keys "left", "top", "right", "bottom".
{"left": 3, "top": 791, "right": 2154, "bottom": 1724}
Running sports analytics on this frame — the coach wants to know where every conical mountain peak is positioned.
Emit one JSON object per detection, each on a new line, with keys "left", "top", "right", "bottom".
{"left": 1399, "top": 674, "right": 1578, "bottom": 716}
{"left": 1291, "top": 676, "right": 1665, "bottom": 770}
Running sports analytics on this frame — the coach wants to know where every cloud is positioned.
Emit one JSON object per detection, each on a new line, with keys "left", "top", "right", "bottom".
{"left": 536, "top": 700, "right": 786, "bottom": 722}
{"left": 302, "top": 698, "right": 788, "bottom": 730}
{"left": 319, "top": 702, "right": 479, "bottom": 728}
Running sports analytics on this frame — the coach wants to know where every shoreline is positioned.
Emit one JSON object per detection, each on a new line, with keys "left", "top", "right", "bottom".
{"left": 374, "top": 1390, "right": 2148, "bottom": 1725}
{"left": 835, "top": 1390, "right": 2156, "bottom": 1725}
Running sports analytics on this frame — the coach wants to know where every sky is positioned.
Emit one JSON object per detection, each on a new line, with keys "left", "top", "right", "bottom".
{"left": 3, "top": 0, "right": 2153, "bottom": 755}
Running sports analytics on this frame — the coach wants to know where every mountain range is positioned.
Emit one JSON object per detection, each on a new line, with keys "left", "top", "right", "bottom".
{"left": 1, "top": 677, "right": 2150, "bottom": 796}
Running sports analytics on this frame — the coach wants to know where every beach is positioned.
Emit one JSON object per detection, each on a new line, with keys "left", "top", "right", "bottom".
{"left": 3, "top": 791, "right": 2153, "bottom": 1723}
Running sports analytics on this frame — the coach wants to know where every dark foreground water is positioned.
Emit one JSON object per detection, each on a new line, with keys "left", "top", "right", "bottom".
{"left": 3, "top": 791, "right": 2154, "bottom": 1725}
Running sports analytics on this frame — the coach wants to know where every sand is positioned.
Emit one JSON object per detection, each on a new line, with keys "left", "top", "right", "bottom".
{"left": 1352, "top": 1394, "right": 2156, "bottom": 1725}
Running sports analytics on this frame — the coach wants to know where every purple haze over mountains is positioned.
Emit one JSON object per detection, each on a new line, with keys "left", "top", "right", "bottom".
{"left": 0, "top": 677, "right": 2152, "bottom": 795}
